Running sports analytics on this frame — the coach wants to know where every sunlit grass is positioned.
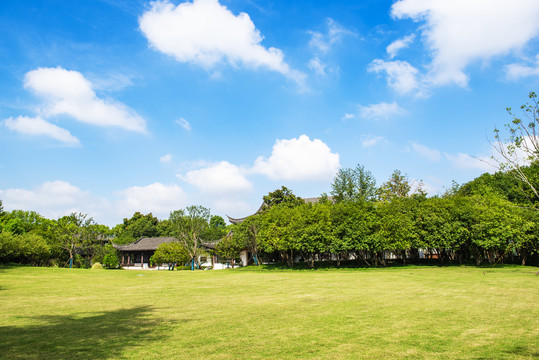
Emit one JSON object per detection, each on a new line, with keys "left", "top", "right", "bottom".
{"left": 0, "top": 265, "right": 537, "bottom": 359}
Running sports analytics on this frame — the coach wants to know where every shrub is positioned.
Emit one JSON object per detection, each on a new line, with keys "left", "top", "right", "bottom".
{"left": 91, "top": 262, "right": 103, "bottom": 270}
{"left": 103, "top": 253, "right": 119, "bottom": 269}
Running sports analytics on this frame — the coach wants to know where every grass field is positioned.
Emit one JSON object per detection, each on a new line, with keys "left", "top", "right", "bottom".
{"left": 0, "top": 265, "right": 538, "bottom": 359}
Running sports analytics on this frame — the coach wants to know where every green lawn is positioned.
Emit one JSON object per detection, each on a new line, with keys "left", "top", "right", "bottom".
{"left": 0, "top": 265, "right": 537, "bottom": 359}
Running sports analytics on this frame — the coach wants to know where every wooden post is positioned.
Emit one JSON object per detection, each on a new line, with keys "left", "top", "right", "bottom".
{"left": 141, "top": 253, "right": 144, "bottom": 268}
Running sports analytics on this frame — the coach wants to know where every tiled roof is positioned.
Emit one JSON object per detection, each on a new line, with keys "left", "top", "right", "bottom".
{"left": 113, "top": 237, "right": 176, "bottom": 251}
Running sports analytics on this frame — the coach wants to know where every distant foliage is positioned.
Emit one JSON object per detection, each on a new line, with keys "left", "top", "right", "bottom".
{"left": 262, "top": 186, "right": 304, "bottom": 209}
{"left": 113, "top": 212, "right": 162, "bottom": 244}
{"left": 331, "top": 164, "right": 377, "bottom": 202}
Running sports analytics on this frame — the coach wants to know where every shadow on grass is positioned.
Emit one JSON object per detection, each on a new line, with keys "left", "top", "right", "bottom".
{"left": 0, "top": 306, "right": 167, "bottom": 360}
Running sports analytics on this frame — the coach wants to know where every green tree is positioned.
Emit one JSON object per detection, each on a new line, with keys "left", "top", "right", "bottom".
{"left": 150, "top": 241, "right": 189, "bottom": 270}
{"left": 257, "top": 205, "right": 296, "bottom": 266}
{"left": 215, "top": 233, "right": 242, "bottom": 268}
{"left": 377, "top": 169, "right": 411, "bottom": 202}
{"left": 262, "top": 186, "right": 304, "bottom": 209}
{"left": 113, "top": 212, "right": 161, "bottom": 244}
{"left": 377, "top": 197, "right": 419, "bottom": 263}
{"left": 0, "top": 231, "right": 51, "bottom": 265}
{"left": 102, "top": 253, "right": 119, "bottom": 269}
{"left": 169, "top": 205, "right": 210, "bottom": 270}
{"left": 293, "top": 202, "right": 333, "bottom": 268}
{"left": 56, "top": 213, "right": 96, "bottom": 268}
{"left": 331, "top": 164, "right": 377, "bottom": 202}
{"left": 331, "top": 201, "right": 376, "bottom": 266}
{"left": 233, "top": 215, "right": 263, "bottom": 265}
{"left": 204, "top": 215, "right": 227, "bottom": 242}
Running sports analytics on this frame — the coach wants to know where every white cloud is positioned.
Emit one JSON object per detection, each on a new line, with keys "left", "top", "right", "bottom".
{"left": 1, "top": 181, "right": 189, "bottom": 226}
{"left": 391, "top": 0, "right": 539, "bottom": 87}
{"left": 252, "top": 135, "right": 340, "bottom": 181}
{"left": 410, "top": 142, "right": 441, "bottom": 162}
{"left": 139, "top": 0, "right": 305, "bottom": 85}
{"left": 160, "top": 154, "right": 172, "bottom": 163}
{"left": 358, "top": 102, "right": 406, "bottom": 120}
{"left": 115, "top": 183, "right": 188, "bottom": 217}
{"left": 445, "top": 152, "right": 494, "bottom": 172}
{"left": 368, "top": 59, "right": 421, "bottom": 94}
{"left": 4, "top": 116, "right": 80, "bottom": 146}
{"left": 361, "top": 135, "right": 386, "bottom": 148}
{"left": 309, "top": 18, "right": 354, "bottom": 54}
{"left": 386, "top": 34, "right": 415, "bottom": 59}
{"left": 24, "top": 67, "right": 146, "bottom": 132}
{"left": 0, "top": 181, "right": 110, "bottom": 222}
{"left": 505, "top": 54, "right": 539, "bottom": 79}
{"left": 308, "top": 57, "right": 326, "bottom": 76}
{"left": 175, "top": 117, "right": 191, "bottom": 131}
{"left": 179, "top": 161, "right": 252, "bottom": 194}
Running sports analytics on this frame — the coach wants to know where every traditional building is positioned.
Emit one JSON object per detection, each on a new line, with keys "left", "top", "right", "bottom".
{"left": 113, "top": 237, "right": 176, "bottom": 269}
{"left": 113, "top": 236, "right": 249, "bottom": 270}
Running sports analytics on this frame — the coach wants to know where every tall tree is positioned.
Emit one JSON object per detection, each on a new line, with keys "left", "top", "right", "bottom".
{"left": 169, "top": 205, "right": 210, "bottom": 270}
{"left": 491, "top": 91, "right": 539, "bottom": 198}
{"left": 113, "top": 212, "right": 161, "bottom": 244}
{"left": 233, "top": 215, "right": 262, "bottom": 265}
{"left": 56, "top": 213, "right": 95, "bottom": 268}
{"left": 377, "top": 169, "right": 411, "bottom": 202}
{"left": 331, "top": 164, "right": 377, "bottom": 202}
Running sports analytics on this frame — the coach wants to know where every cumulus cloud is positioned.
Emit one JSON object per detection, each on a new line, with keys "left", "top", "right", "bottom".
{"left": 252, "top": 135, "right": 340, "bottom": 181}
{"left": 115, "top": 183, "right": 188, "bottom": 217}
{"left": 368, "top": 59, "right": 421, "bottom": 94}
{"left": 24, "top": 67, "right": 146, "bottom": 132}
{"left": 391, "top": 0, "right": 539, "bottom": 87}
{"left": 410, "top": 142, "right": 441, "bottom": 162}
{"left": 4, "top": 116, "right": 80, "bottom": 146}
{"left": 175, "top": 117, "right": 191, "bottom": 131}
{"left": 358, "top": 102, "right": 407, "bottom": 121}
{"left": 0, "top": 181, "right": 110, "bottom": 221}
{"left": 179, "top": 161, "right": 252, "bottom": 194}
{"left": 139, "top": 0, "right": 305, "bottom": 84}
{"left": 386, "top": 33, "right": 415, "bottom": 59}
{"left": 1, "top": 181, "right": 189, "bottom": 226}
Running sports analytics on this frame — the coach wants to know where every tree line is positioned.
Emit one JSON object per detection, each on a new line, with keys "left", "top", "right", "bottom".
{"left": 1, "top": 162, "right": 538, "bottom": 268}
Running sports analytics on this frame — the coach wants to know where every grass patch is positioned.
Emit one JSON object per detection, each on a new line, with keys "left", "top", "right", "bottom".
{"left": 0, "top": 265, "right": 537, "bottom": 359}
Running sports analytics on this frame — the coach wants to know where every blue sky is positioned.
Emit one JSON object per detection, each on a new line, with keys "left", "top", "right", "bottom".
{"left": 1, "top": 0, "right": 539, "bottom": 226}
